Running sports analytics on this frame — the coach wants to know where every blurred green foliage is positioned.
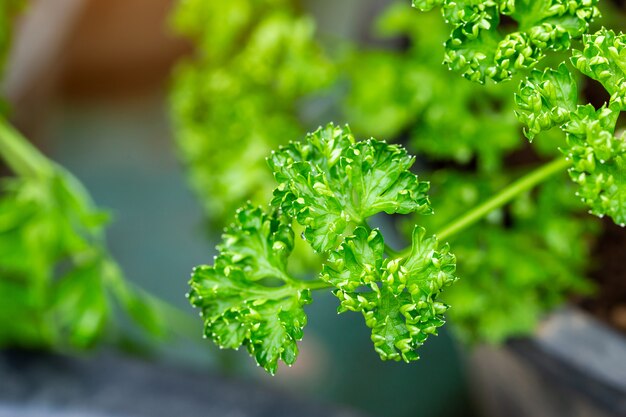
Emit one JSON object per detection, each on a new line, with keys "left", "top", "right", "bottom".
{"left": 0, "top": 119, "right": 165, "bottom": 349}
{"left": 170, "top": 0, "right": 335, "bottom": 222}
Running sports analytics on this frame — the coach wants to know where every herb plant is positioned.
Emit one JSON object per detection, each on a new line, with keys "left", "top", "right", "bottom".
{"left": 177, "top": 0, "right": 626, "bottom": 374}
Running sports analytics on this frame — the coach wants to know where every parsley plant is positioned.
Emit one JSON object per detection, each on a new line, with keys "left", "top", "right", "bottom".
{"left": 178, "top": 0, "right": 625, "bottom": 373}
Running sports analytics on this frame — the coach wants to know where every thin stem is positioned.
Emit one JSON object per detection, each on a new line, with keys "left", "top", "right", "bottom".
{"left": 0, "top": 116, "right": 53, "bottom": 178}
{"left": 435, "top": 157, "right": 569, "bottom": 241}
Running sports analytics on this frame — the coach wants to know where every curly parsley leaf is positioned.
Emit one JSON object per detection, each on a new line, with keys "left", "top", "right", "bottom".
{"left": 322, "top": 226, "right": 457, "bottom": 362}
{"left": 189, "top": 204, "right": 311, "bottom": 374}
{"left": 564, "top": 104, "right": 626, "bottom": 225}
{"left": 515, "top": 63, "right": 579, "bottom": 140}
{"left": 269, "top": 124, "right": 431, "bottom": 253}
{"left": 572, "top": 28, "right": 626, "bottom": 109}
{"left": 190, "top": 126, "right": 457, "bottom": 372}
{"left": 413, "top": 0, "right": 600, "bottom": 83}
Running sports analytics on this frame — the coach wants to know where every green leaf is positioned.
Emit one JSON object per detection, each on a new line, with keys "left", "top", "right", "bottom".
{"left": 219, "top": 205, "right": 295, "bottom": 281}
{"left": 322, "top": 227, "right": 457, "bottom": 362}
{"left": 269, "top": 124, "right": 431, "bottom": 253}
{"left": 189, "top": 204, "right": 311, "bottom": 374}
{"left": 571, "top": 28, "right": 626, "bottom": 110}
{"left": 53, "top": 255, "right": 109, "bottom": 348}
{"left": 420, "top": 0, "right": 600, "bottom": 82}
{"left": 564, "top": 104, "right": 626, "bottom": 225}
{"left": 515, "top": 63, "right": 578, "bottom": 140}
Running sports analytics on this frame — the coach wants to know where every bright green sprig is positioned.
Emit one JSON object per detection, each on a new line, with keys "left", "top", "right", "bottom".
{"left": 413, "top": 0, "right": 600, "bottom": 83}
{"left": 190, "top": 124, "right": 458, "bottom": 372}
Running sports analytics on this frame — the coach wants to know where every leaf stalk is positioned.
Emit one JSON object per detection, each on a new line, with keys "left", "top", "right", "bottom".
{"left": 435, "top": 157, "right": 570, "bottom": 241}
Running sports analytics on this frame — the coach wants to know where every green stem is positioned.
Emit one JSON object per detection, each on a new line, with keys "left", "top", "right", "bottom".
{"left": 435, "top": 157, "right": 569, "bottom": 241}
{"left": 0, "top": 116, "right": 53, "bottom": 178}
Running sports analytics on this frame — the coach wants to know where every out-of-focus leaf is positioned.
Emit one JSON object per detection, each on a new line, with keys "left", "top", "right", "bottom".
{"left": 0, "top": 120, "right": 165, "bottom": 349}
{"left": 170, "top": 0, "right": 334, "bottom": 223}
